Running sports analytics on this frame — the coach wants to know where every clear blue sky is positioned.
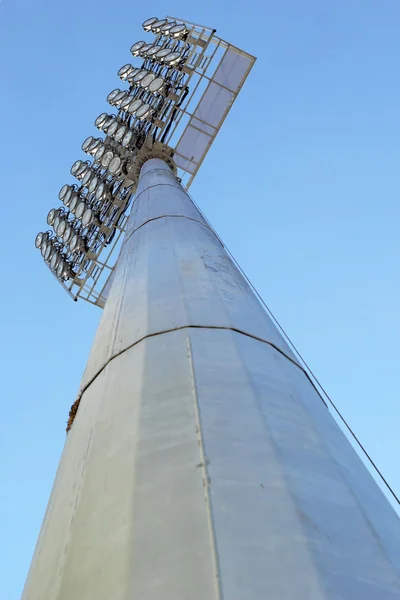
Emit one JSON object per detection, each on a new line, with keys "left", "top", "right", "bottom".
{"left": 1, "top": 0, "right": 400, "bottom": 598}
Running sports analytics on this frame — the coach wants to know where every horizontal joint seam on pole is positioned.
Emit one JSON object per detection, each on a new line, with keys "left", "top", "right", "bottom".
{"left": 75, "top": 325, "right": 327, "bottom": 410}
{"left": 122, "top": 214, "right": 222, "bottom": 251}
{"left": 134, "top": 182, "right": 183, "bottom": 203}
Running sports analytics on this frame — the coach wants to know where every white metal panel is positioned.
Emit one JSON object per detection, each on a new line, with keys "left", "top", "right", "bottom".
{"left": 79, "top": 159, "right": 298, "bottom": 392}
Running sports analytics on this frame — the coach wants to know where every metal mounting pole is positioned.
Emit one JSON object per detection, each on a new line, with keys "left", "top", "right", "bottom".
{"left": 22, "top": 158, "right": 400, "bottom": 599}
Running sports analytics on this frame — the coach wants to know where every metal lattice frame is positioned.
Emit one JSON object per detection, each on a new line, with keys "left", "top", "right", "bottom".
{"left": 47, "top": 16, "right": 255, "bottom": 306}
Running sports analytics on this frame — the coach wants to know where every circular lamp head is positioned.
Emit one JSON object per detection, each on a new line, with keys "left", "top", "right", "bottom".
{"left": 70, "top": 160, "right": 83, "bottom": 176}
{"left": 53, "top": 215, "right": 61, "bottom": 233}
{"left": 118, "top": 64, "right": 133, "bottom": 80}
{"left": 89, "top": 176, "right": 99, "bottom": 194}
{"left": 82, "top": 136, "right": 94, "bottom": 152}
{"left": 75, "top": 201, "right": 86, "bottom": 220}
{"left": 58, "top": 184, "right": 70, "bottom": 201}
{"left": 56, "top": 219, "right": 67, "bottom": 238}
{"left": 136, "top": 103, "right": 153, "bottom": 120}
{"left": 76, "top": 163, "right": 89, "bottom": 179}
{"left": 133, "top": 70, "right": 147, "bottom": 83}
{"left": 120, "top": 95, "right": 133, "bottom": 110}
{"left": 160, "top": 21, "right": 176, "bottom": 35}
{"left": 146, "top": 45, "right": 162, "bottom": 59}
{"left": 82, "top": 208, "right": 94, "bottom": 227}
{"left": 57, "top": 260, "right": 69, "bottom": 280}
{"left": 94, "top": 145, "right": 106, "bottom": 162}
{"left": 35, "top": 232, "right": 44, "bottom": 248}
{"left": 62, "top": 224, "right": 72, "bottom": 245}
{"left": 128, "top": 99, "right": 142, "bottom": 115}
{"left": 164, "top": 51, "right": 181, "bottom": 66}
{"left": 95, "top": 182, "right": 106, "bottom": 201}
{"left": 41, "top": 241, "right": 48, "bottom": 257}
{"left": 139, "top": 44, "right": 153, "bottom": 57}
{"left": 151, "top": 19, "right": 167, "bottom": 33}
{"left": 69, "top": 193, "right": 78, "bottom": 213}
{"left": 88, "top": 139, "right": 102, "bottom": 155}
{"left": 113, "top": 91, "right": 128, "bottom": 106}
{"left": 102, "top": 150, "right": 114, "bottom": 168}
{"left": 114, "top": 125, "right": 126, "bottom": 143}
{"left": 50, "top": 252, "right": 60, "bottom": 271}
{"left": 69, "top": 233, "right": 78, "bottom": 252}
{"left": 170, "top": 23, "right": 188, "bottom": 38}
{"left": 122, "top": 130, "right": 133, "bottom": 147}
{"left": 155, "top": 48, "right": 171, "bottom": 62}
{"left": 107, "top": 89, "right": 121, "bottom": 103}
{"left": 148, "top": 76, "right": 165, "bottom": 94}
{"left": 141, "top": 73, "right": 156, "bottom": 89}
{"left": 95, "top": 113, "right": 109, "bottom": 129}
{"left": 47, "top": 208, "right": 58, "bottom": 226}
{"left": 142, "top": 17, "right": 158, "bottom": 31}
{"left": 44, "top": 242, "right": 52, "bottom": 261}
{"left": 107, "top": 121, "right": 119, "bottom": 137}
{"left": 130, "top": 40, "right": 146, "bottom": 56}
{"left": 127, "top": 68, "right": 141, "bottom": 84}
{"left": 82, "top": 169, "right": 92, "bottom": 187}
{"left": 108, "top": 156, "right": 122, "bottom": 175}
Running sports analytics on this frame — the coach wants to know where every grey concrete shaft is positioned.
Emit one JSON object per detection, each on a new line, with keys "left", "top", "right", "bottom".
{"left": 22, "top": 159, "right": 400, "bottom": 600}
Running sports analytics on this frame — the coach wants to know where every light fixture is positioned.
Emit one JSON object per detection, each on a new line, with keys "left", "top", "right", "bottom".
{"left": 118, "top": 64, "right": 133, "bottom": 80}
{"left": 130, "top": 41, "right": 146, "bottom": 56}
{"left": 160, "top": 21, "right": 176, "bottom": 35}
{"left": 87, "top": 139, "right": 102, "bottom": 155}
{"left": 108, "top": 156, "right": 122, "bottom": 175}
{"left": 82, "top": 208, "right": 95, "bottom": 227}
{"left": 40, "top": 240, "right": 48, "bottom": 257}
{"left": 102, "top": 150, "right": 114, "bottom": 168}
{"left": 133, "top": 70, "right": 148, "bottom": 83}
{"left": 57, "top": 260, "right": 69, "bottom": 280}
{"left": 82, "top": 136, "right": 94, "bottom": 152}
{"left": 59, "top": 184, "right": 70, "bottom": 202}
{"left": 44, "top": 242, "right": 52, "bottom": 261}
{"left": 53, "top": 215, "right": 61, "bottom": 233}
{"left": 128, "top": 99, "right": 142, "bottom": 115}
{"left": 82, "top": 169, "right": 93, "bottom": 187}
{"left": 151, "top": 19, "right": 167, "bottom": 33}
{"left": 113, "top": 91, "right": 128, "bottom": 107}
{"left": 71, "top": 160, "right": 83, "bottom": 176}
{"left": 120, "top": 95, "right": 133, "bottom": 110}
{"left": 142, "top": 17, "right": 158, "bottom": 31}
{"left": 69, "top": 233, "right": 79, "bottom": 252}
{"left": 155, "top": 48, "right": 171, "bottom": 62}
{"left": 107, "top": 121, "right": 119, "bottom": 137}
{"left": 50, "top": 252, "right": 61, "bottom": 272}
{"left": 75, "top": 201, "right": 86, "bottom": 220}
{"left": 95, "top": 182, "right": 106, "bottom": 201}
{"left": 89, "top": 176, "right": 99, "bottom": 194}
{"left": 139, "top": 44, "right": 154, "bottom": 57}
{"left": 56, "top": 219, "right": 67, "bottom": 238}
{"left": 145, "top": 45, "right": 159, "bottom": 58}
{"left": 107, "top": 89, "right": 121, "bottom": 103}
{"left": 127, "top": 68, "right": 141, "bottom": 84}
{"left": 114, "top": 126, "right": 126, "bottom": 143}
{"left": 47, "top": 208, "right": 58, "bottom": 226}
{"left": 136, "top": 103, "right": 153, "bottom": 120}
{"left": 35, "top": 232, "right": 46, "bottom": 248}
{"left": 63, "top": 224, "right": 72, "bottom": 244}
{"left": 164, "top": 51, "right": 182, "bottom": 66}
{"left": 148, "top": 76, "right": 165, "bottom": 94}
{"left": 122, "top": 130, "right": 133, "bottom": 147}
{"left": 141, "top": 73, "right": 156, "bottom": 89}
{"left": 95, "top": 113, "right": 109, "bottom": 129}
{"left": 94, "top": 145, "right": 106, "bottom": 162}
{"left": 69, "top": 193, "right": 79, "bottom": 213}
{"left": 169, "top": 23, "right": 188, "bottom": 38}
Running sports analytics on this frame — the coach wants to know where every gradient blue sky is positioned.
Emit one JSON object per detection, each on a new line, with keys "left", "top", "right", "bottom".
{"left": 1, "top": 0, "right": 400, "bottom": 597}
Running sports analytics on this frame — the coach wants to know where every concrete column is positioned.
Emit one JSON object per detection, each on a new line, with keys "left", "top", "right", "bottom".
{"left": 22, "top": 158, "right": 400, "bottom": 600}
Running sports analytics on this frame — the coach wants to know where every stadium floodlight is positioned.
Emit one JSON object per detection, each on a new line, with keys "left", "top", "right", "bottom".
{"left": 35, "top": 15, "right": 255, "bottom": 304}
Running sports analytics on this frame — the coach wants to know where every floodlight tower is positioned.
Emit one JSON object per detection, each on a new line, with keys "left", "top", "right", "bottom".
{"left": 24, "top": 15, "right": 400, "bottom": 600}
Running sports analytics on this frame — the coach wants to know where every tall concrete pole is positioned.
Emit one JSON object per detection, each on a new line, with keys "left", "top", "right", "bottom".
{"left": 23, "top": 158, "right": 400, "bottom": 600}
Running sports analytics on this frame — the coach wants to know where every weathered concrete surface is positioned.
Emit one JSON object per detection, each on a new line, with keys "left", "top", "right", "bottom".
{"left": 22, "top": 159, "right": 400, "bottom": 600}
